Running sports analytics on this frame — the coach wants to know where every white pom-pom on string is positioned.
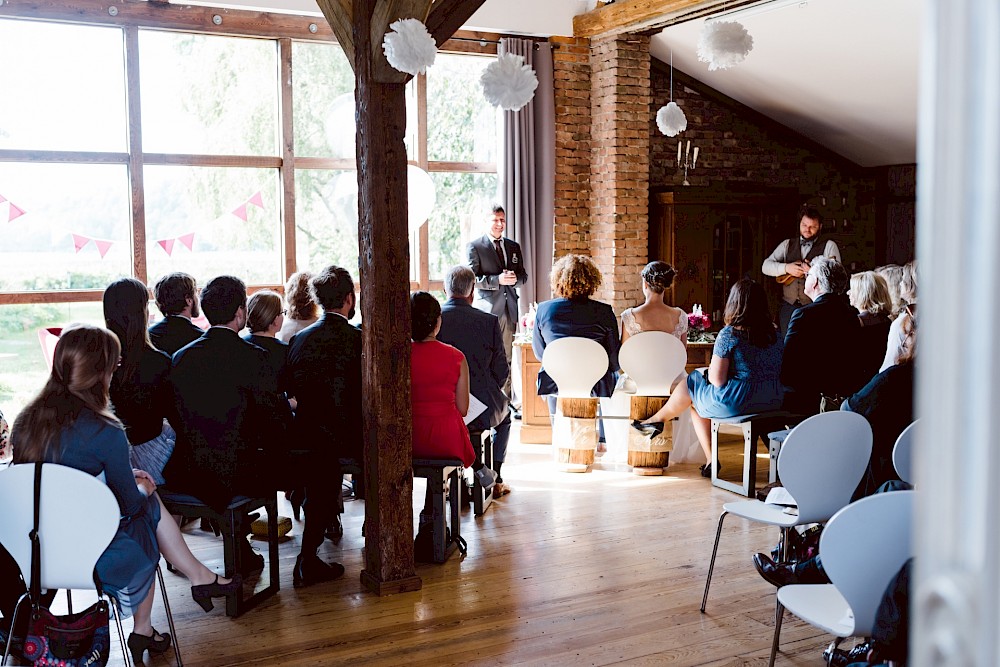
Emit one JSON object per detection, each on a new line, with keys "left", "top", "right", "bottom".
{"left": 480, "top": 53, "right": 539, "bottom": 111}
{"left": 382, "top": 18, "right": 437, "bottom": 75}
{"left": 697, "top": 21, "right": 754, "bottom": 71}
{"left": 656, "top": 102, "right": 687, "bottom": 137}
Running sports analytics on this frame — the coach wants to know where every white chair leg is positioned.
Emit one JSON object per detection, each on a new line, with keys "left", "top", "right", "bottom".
{"left": 700, "top": 511, "right": 729, "bottom": 613}
{"left": 768, "top": 600, "right": 784, "bottom": 667}
{"left": 156, "top": 565, "right": 183, "bottom": 666}
{"left": 110, "top": 598, "right": 133, "bottom": 667}
{"left": 1, "top": 593, "right": 29, "bottom": 666}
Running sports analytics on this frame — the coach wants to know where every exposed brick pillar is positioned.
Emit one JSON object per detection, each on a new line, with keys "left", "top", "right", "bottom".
{"left": 589, "top": 34, "right": 650, "bottom": 313}
{"left": 551, "top": 36, "right": 592, "bottom": 262}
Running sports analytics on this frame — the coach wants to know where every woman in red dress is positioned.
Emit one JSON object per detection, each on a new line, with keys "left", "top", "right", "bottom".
{"left": 410, "top": 291, "right": 475, "bottom": 467}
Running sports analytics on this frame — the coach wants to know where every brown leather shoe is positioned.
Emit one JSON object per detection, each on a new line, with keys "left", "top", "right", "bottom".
{"left": 493, "top": 482, "right": 512, "bottom": 497}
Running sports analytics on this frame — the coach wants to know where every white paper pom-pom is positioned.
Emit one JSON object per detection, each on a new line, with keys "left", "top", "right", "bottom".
{"left": 697, "top": 21, "right": 754, "bottom": 71}
{"left": 480, "top": 53, "right": 539, "bottom": 111}
{"left": 656, "top": 102, "right": 687, "bottom": 137}
{"left": 382, "top": 18, "right": 437, "bottom": 75}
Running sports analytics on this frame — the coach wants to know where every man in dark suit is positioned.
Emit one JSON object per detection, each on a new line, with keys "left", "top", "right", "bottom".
{"left": 148, "top": 272, "right": 204, "bottom": 354}
{"left": 467, "top": 205, "right": 528, "bottom": 400}
{"left": 437, "top": 265, "right": 513, "bottom": 497}
{"left": 285, "top": 265, "right": 361, "bottom": 586}
{"left": 781, "top": 257, "right": 866, "bottom": 415}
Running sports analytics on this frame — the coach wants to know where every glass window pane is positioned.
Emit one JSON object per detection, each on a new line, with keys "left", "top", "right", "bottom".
{"left": 292, "top": 41, "right": 355, "bottom": 158}
{"left": 0, "top": 302, "right": 105, "bottom": 421}
{"left": 428, "top": 172, "right": 499, "bottom": 280}
{"left": 427, "top": 54, "right": 498, "bottom": 163}
{"left": 294, "top": 169, "right": 360, "bottom": 276}
{"left": 0, "top": 20, "right": 126, "bottom": 152}
{"left": 0, "top": 163, "right": 131, "bottom": 291}
{"left": 139, "top": 31, "right": 278, "bottom": 156}
{"left": 145, "top": 166, "right": 281, "bottom": 285}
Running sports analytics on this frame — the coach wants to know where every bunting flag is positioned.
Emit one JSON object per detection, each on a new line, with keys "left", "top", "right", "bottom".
{"left": 72, "top": 233, "right": 91, "bottom": 253}
{"left": 157, "top": 238, "right": 176, "bottom": 256}
{"left": 8, "top": 203, "right": 25, "bottom": 222}
{"left": 248, "top": 191, "right": 264, "bottom": 208}
{"left": 178, "top": 232, "right": 195, "bottom": 251}
{"left": 232, "top": 203, "right": 248, "bottom": 221}
{"left": 0, "top": 194, "right": 6, "bottom": 203}
{"left": 71, "top": 233, "right": 114, "bottom": 257}
{"left": 94, "top": 239, "right": 114, "bottom": 259}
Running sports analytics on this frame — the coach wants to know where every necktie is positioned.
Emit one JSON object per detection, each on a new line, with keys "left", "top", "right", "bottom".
{"left": 494, "top": 238, "right": 506, "bottom": 270}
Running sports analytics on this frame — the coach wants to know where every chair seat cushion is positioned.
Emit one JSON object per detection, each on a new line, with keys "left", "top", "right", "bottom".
{"left": 159, "top": 489, "right": 259, "bottom": 510}
{"left": 778, "top": 583, "right": 854, "bottom": 637}
{"left": 722, "top": 499, "right": 800, "bottom": 527}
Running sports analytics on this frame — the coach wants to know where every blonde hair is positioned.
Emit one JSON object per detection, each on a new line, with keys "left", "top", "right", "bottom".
{"left": 285, "top": 271, "right": 318, "bottom": 321}
{"left": 874, "top": 264, "right": 905, "bottom": 318}
{"left": 849, "top": 271, "right": 893, "bottom": 316}
{"left": 900, "top": 260, "right": 918, "bottom": 305}
{"left": 247, "top": 290, "right": 283, "bottom": 333}
{"left": 550, "top": 254, "right": 602, "bottom": 299}
{"left": 12, "top": 325, "right": 122, "bottom": 463}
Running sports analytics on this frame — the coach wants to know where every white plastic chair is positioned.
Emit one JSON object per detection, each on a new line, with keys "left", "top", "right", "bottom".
{"left": 541, "top": 337, "right": 609, "bottom": 397}
{"left": 0, "top": 463, "right": 181, "bottom": 667}
{"left": 618, "top": 331, "right": 687, "bottom": 396}
{"left": 771, "top": 490, "right": 915, "bottom": 666}
{"left": 701, "top": 411, "right": 873, "bottom": 613}
{"left": 892, "top": 421, "right": 917, "bottom": 484}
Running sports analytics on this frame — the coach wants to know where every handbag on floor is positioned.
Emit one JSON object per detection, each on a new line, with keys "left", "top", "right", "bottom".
{"left": 20, "top": 463, "right": 111, "bottom": 666}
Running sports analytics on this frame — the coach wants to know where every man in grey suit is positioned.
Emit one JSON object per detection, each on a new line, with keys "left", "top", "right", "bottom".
{"left": 438, "top": 266, "right": 513, "bottom": 496}
{"left": 467, "top": 205, "right": 528, "bottom": 400}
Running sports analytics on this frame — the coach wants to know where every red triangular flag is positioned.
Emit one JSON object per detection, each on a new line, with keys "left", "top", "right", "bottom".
{"left": 94, "top": 239, "right": 113, "bottom": 259}
{"left": 72, "top": 234, "right": 91, "bottom": 253}
{"left": 248, "top": 191, "right": 264, "bottom": 209}
{"left": 157, "top": 239, "right": 175, "bottom": 256}
{"left": 8, "top": 203, "right": 25, "bottom": 222}
{"left": 0, "top": 193, "right": 7, "bottom": 203}
{"left": 232, "top": 204, "right": 248, "bottom": 221}
{"left": 178, "top": 232, "right": 195, "bottom": 251}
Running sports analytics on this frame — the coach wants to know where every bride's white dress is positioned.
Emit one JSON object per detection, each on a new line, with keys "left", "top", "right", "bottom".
{"left": 601, "top": 308, "right": 705, "bottom": 465}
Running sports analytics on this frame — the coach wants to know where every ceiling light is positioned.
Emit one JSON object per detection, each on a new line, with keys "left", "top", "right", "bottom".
{"left": 708, "top": 0, "right": 810, "bottom": 23}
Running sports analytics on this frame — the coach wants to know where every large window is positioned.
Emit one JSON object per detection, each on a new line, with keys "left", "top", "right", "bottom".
{"left": 0, "top": 2, "right": 502, "bottom": 419}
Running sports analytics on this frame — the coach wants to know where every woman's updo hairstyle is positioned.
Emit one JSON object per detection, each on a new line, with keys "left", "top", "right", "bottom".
{"left": 410, "top": 291, "right": 442, "bottom": 341}
{"left": 641, "top": 261, "right": 676, "bottom": 294}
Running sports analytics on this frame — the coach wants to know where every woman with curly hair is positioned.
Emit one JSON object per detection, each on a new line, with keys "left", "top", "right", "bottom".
{"left": 532, "top": 254, "right": 621, "bottom": 405}
{"left": 277, "top": 271, "right": 319, "bottom": 342}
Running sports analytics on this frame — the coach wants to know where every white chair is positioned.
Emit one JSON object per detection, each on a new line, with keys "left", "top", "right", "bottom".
{"left": 892, "top": 420, "right": 917, "bottom": 484}
{"left": 541, "top": 337, "right": 608, "bottom": 397}
{"left": 701, "top": 411, "right": 873, "bottom": 613}
{"left": 771, "top": 490, "right": 915, "bottom": 666}
{"left": 0, "top": 463, "right": 182, "bottom": 667}
{"left": 618, "top": 331, "right": 687, "bottom": 396}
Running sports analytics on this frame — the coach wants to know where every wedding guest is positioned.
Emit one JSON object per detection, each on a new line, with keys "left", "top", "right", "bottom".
{"left": 277, "top": 271, "right": 319, "bottom": 342}
{"left": 11, "top": 325, "right": 240, "bottom": 663}
{"left": 642, "top": 279, "right": 784, "bottom": 476}
{"left": 849, "top": 271, "right": 894, "bottom": 384}
{"left": 104, "top": 278, "right": 175, "bottom": 485}
{"left": 243, "top": 289, "right": 290, "bottom": 396}
{"left": 880, "top": 260, "right": 917, "bottom": 372}
{"left": 874, "top": 263, "right": 905, "bottom": 319}
{"left": 148, "top": 272, "right": 203, "bottom": 355}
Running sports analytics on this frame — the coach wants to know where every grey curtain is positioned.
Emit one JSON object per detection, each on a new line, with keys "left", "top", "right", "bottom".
{"left": 500, "top": 38, "right": 555, "bottom": 313}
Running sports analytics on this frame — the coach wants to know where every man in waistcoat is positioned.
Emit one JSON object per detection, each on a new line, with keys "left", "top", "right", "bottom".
{"left": 761, "top": 206, "right": 841, "bottom": 338}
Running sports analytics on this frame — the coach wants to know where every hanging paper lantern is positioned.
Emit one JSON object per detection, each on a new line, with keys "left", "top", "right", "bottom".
{"left": 480, "top": 53, "right": 539, "bottom": 111}
{"left": 382, "top": 18, "right": 437, "bottom": 76}
{"left": 697, "top": 21, "right": 754, "bottom": 71}
{"left": 656, "top": 102, "right": 687, "bottom": 137}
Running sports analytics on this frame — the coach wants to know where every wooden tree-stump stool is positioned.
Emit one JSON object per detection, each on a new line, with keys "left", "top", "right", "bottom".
{"left": 628, "top": 395, "right": 672, "bottom": 476}
{"left": 554, "top": 397, "right": 598, "bottom": 473}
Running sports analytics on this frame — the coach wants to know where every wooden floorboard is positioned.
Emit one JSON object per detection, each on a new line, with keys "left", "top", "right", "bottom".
{"left": 52, "top": 426, "right": 851, "bottom": 666}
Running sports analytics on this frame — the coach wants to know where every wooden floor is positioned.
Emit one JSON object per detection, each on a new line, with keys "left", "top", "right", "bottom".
{"left": 68, "top": 429, "right": 848, "bottom": 666}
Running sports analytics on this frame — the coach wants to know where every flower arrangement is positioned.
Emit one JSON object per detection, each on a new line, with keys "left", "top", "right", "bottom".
{"left": 687, "top": 304, "right": 715, "bottom": 343}
{"left": 515, "top": 302, "right": 537, "bottom": 344}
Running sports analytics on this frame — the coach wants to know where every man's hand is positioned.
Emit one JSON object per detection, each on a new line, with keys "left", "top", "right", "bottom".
{"left": 499, "top": 270, "right": 517, "bottom": 286}
{"left": 784, "top": 261, "right": 809, "bottom": 278}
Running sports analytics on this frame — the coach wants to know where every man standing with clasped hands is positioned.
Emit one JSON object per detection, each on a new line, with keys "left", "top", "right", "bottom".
{"left": 467, "top": 205, "right": 528, "bottom": 400}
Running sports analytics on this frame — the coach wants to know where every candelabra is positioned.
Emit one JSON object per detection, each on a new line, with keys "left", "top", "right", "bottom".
{"left": 677, "top": 139, "right": 700, "bottom": 186}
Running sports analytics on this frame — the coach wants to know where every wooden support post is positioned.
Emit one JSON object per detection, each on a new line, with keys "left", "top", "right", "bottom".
{"left": 355, "top": 0, "right": 421, "bottom": 596}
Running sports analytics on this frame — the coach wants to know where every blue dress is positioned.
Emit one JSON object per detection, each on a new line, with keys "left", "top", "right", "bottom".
{"left": 687, "top": 326, "right": 784, "bottom": 418}
{"left": 49, "top": 410, "right": 160, "bottom": 617}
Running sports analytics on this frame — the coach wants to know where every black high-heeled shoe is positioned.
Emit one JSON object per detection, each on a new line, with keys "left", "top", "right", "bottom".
{"left": 128, "top": 629, "right": 171, "bottom": 663}
{"left": 631, "top": 419, "right": 664, "bottom": 436}
{"left": 191, "top": 574, "right": 243, "bottom": 612}
{"left": 288, "top": 487, "right": 305, "bottom": 522}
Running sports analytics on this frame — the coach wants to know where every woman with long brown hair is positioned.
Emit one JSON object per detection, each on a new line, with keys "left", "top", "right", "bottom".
{"left": 11, "top": 325, "right": 240, "bottom": 663}
{"left": 642, "top": 279, "right": 784, "bottom": 475}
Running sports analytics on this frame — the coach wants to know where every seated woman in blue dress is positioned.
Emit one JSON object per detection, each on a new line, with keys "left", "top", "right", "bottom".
{"left": 11, "top": 325, "right": 240, "bottom": 663}
{"left": 643, "top": 279, "right": 784, "bottom": 476}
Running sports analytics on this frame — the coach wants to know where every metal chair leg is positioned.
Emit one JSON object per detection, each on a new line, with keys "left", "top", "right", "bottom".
{"left": 1, "top": 593, "right": 29, "bottom": 666}
{"left": 156, "top": 565, "right": 183, "bottom": 666}
{"left": 110, "top": 598, "right": 133, "bottom": 667}
{"left": 700, "top": 511, "right": 729, "bottom": 613}
{"left": 769, "top": 600, "right": 784, "bottom": 667}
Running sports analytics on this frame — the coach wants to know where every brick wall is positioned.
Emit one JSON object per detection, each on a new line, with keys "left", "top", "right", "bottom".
{"left": 589, "top": 34, "right": 651, "bottom": 312}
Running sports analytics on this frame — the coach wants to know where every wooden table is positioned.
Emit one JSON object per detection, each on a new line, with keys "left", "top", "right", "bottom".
{"left": 516, "top": 342, "right": 552, "bottom": 444}
{"left": 686, "top": 341, "right": 715, "bottom": 374}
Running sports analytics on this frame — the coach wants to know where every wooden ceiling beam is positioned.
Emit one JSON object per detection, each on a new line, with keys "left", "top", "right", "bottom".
{"left": 370, "top": 0, "right": 434, "bottom": 83}
{"left": 573, "top": 0, "right": 731, "bottom": 38}
{"left": 426, "top": 0, "right": 489, "bottom": 48}
{"left": 317, "top": 0, "right": 356, "bottom": 68}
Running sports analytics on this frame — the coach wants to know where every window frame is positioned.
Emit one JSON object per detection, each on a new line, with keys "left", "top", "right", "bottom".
{"left": 0, "top": 1, "right": 500, "bottom": 304}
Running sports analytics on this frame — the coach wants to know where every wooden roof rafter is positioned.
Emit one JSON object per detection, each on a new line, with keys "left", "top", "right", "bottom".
{"left": 573, "top": 0, "right": 764, "bottom": 39}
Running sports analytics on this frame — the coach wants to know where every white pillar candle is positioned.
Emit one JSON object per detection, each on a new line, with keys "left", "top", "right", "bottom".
{"left": 693, "top": 146, "right": 699, "bottom": 167}
{"left": 686, "top": 140, "right": 691, "bottom": 161}
{"left": 677, "top": 141, "right": 682, "bottom": 164}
